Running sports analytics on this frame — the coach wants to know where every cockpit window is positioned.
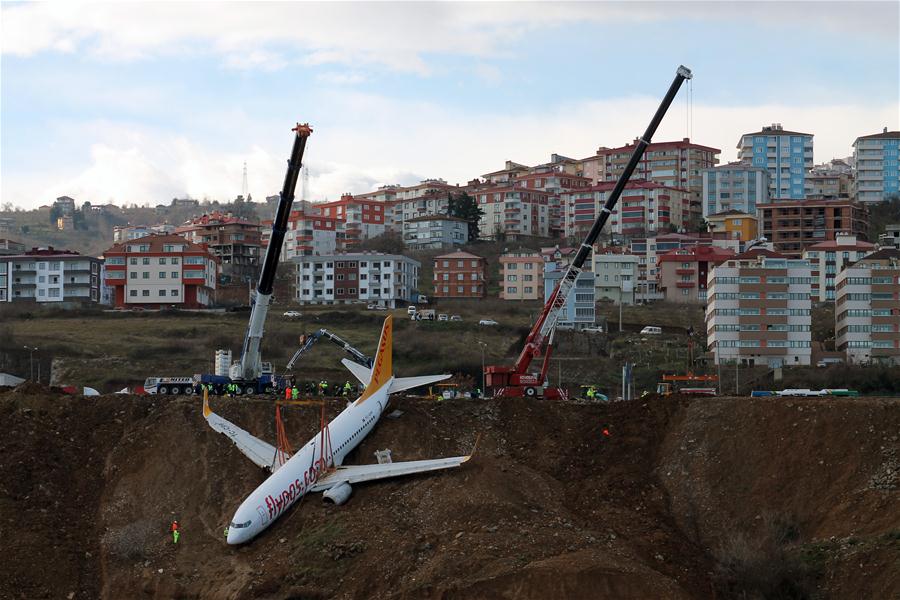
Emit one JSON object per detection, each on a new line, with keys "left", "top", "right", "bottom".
{"left": 229, "top": 520, "right": 252, "bottom": 529}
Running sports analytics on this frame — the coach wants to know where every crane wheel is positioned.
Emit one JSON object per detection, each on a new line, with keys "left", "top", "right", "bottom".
{"left": 159, "top": 386, "right": 169, "bottom": 395}
{"left": 171, "top": 387, "right": 181, "bottom": 395}
{"left": 184, "top": 386, "right": 194, "bottom": 396}
{"left": 524, "top": 387, "right": 537, "bottom": 397}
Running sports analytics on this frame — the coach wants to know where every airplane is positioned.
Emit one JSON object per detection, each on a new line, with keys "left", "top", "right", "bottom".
{"left": 202, "top": 314, "right": 473, "bottom": 545}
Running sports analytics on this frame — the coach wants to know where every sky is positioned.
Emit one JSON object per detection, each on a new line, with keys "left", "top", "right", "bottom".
{"left": 2, "top": 1, "right": 898, "bottom": 210}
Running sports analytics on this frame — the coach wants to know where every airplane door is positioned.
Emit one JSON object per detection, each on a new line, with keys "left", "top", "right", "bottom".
{"left": 256, "top": 505, "right": 269, "bottom": 525}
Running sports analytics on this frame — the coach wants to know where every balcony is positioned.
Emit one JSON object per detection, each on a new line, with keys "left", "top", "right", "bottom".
{"left": 675, "top": 268, "right": 695, "bottom": 276}
{"left": 675, "top": 281, "right": 695, "bottom": 288}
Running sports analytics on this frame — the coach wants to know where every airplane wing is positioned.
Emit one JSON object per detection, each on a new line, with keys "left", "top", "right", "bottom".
{"left": 388, "top": 374, "right": 451, "bottom": 394}
{"left": 308, "top": 455, "right": 470, "bottom": 493}
{"left": 341, "top": 358, "right": 372, "bottom": 385}
{"left": 203, "top": 393, "right": 282, "bottom": 471}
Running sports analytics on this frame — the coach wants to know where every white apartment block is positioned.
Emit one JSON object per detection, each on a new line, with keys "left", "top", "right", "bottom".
{"left": 1, "top": 248, "right": 102, "bottom": 305}
{"left": 701, "top": 162, "right": 770, "bottom": 218}
{"left": 706, "top": 250, "right": 813, "bottom": 367}
{"left": 853, "top": 128, "right": 899, "bottom": 203}
{"left": 835, "top": 249, "right": 900, "bottom": 365}
{"left": 593, "top": 253, "right": 639, "bottom": 305}
{"left": 294, "top": 253, "right": 419, "bottom": 308}
{"left": 402, "top": 215, "right": 468, "bottom": 250}
{"left": 801, "top": 234, "right": 876, "bottom": 302}
{"left": 499, "top": 252, "right": 544, "bottom": 300}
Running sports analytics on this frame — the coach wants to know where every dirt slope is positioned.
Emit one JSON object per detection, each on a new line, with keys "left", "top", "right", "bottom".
{"left": 1, "top": 385, "right": 897, "bottom": 599}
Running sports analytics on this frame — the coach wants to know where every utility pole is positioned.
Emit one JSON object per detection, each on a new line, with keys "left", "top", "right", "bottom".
{"left": 735, "top": 359, "right": 739, "bottom": 395}
{"left": 477, "top": 341, "right": 487, "bottom": 394}
{"left": 23, "top": 346, "right": 37, "bottom": 381}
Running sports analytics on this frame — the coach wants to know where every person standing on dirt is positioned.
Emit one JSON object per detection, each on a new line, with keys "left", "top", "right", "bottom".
{"left": 343, "top": 381, "right": 353, "bottom": 397}
{"left": 284, "top": 385, "right": 292, "bottom": 401}
{"left": 171, "top": 520, "right": 180, "bottom": 544}
{"left": 291, "top": 385, "right": 299, "bottom": 401}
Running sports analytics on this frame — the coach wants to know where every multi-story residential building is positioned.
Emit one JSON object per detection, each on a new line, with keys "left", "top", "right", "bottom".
{"left": 175, "top": 212, "right": 261, "bottom": 282}
{"left": 113, "top": 224, "right": 176, "bottom": 243}
{"left": 481, "top": 161, "right": 530, "bottom": 185}
{"left": 499, "top": 252, "right": 544, "bottom": 300}
{"left": 705, "top": 210, "right": 759, "bottom": 242}
{"left": 593, "top": 251, "right": 639, "bottom": 304}
{"left": 853, "top": 128, "right": 900, "bottom": 203}
{"left": 879, "top": 224, "right": 900, "bottom": 250}
{"left": 561, "top": 181, "right": 688, "bottom": 239}
{"left": 53, "top": 196, "right": 76, "bottom": 217}
{"left": 315, "top": 194, "right": 387, "bottom": 249}
{"left": 701, "top": 161, "right": 769, "bottom": 217}
{"left": 475, "top": 187, "right": 550, "bottom": 239}
{"left": 576, "top": 152, "right": 607, "bottom": 184}
{"left": 0, "top": 239, "right": 25, "bottom": 255}
{"left": 403, "top": 215, "right": 469, "bottom": 250}
{"left": 1, "top": 247, "right": 103, "bottom": 305}
{"left": 737, "top": 124, "right": 814, "bottom": 199}
{"left": 706, "top": 248, "right": 813, "bottom": 367}
{"left": 540, "top": 245, "right": 577, "bottom": 271}
{"left": 0, "top": 217, "right": 16, "bottom": 234}
{"left": 103, "top": 234, "right": 217, "bottom": 308}
{"left": 544, "top": 265, "right": 595, "bottom": 329}
{"left": 280, "top": 210, "right": 341, "bottom": 258}
{"left": 806, "top": 162, "right": 853, "bottom": 199}
{"left": 758, "top": 197, "right": 869, "bottom": 257}
{"left": 596, "top": 138, "right": 720, "bottom": 212}
{"left": 802, "top": 233, "right": 876, "bottom": 302}
{"left": 433, "top": 251, "right": 486, "bottom": 298}
{"left": 657, "top": 244, "right": 735, "bottom": 304}
{"left": 514, "top": 168, "right": 591, "bottom": 238}
{"left": 293, "top": 253, "right": 419, "bottom": 308}
{"left": 835, "top": 248, "right": 900, "bottom": 365}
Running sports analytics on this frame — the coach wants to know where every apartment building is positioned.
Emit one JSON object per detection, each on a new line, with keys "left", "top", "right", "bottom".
{"left": 403, "top": 215, "right": 468, "bottom": 250}
{"left": 514, "top": 169, "right": 591, "bottom": 238}
{"left": 706, "top": 249, "right": 813, "bottom": 367}
{"left": 294, "top": 253, "right": 419, "bottom": 308}
{"left": 433, "top": 251, "right": 486, "bottom": 298}
{"left": 175, "top": 212, "right": 261, "bottom": 282}
{"left": 802, "top": 234, "right": 876, "bottom": 302}
{"left": 806, "top": 160, "right": 853, "bottom": 199}
{"left": 593, "top": 251, "right": 639, "bottom": 304}
{"left": 315, "top": 194, "right": 387, "bottom": 249}
{"left": 835, "top": 248, "right": 900, "bottom": 365}
{"left": 53, "top": 196, "right": 76, "bottom": 217}
{"left": 879, "top": 224, "right": 900, "bottom": 250}
{"left": 544, "top": 266, "right": 595, "bottom": 329}
{"left": 737, "top": 124, "right": 814, "bottom": 200}
{"left": 561, "top": 181, "right": 689, "bottom": 239}
{"left": 499, "top": 252, "right": 544, "bottom": 300}
{"left": 701, "top": 162, "right": 770, "bottom": 217}
{"left": 481, "top": 161, "right": 530, "bottom": 185}
{"left": 0, "top": 239, "right": 25, "bottom": 255}
{"left": 279, "top": 210, "right": 341, "bottom": 258}
{"left": 1, "top": 247, "right": 102, "bottom": 305}
{"left": 113, "top": 224, "right": 176, "bottom": 243}
{"left": 853, "top": 128, "right": 900, "bottom": 203}
{"left": 596, "top": 138, "right": 720, "bottom": 211}
{"left": 758, "top": 198, "right": 869, "bottom": 257}
{"left": 475, "top": 187, "right": 550, "bottom": 239}
{"left": 103, "top": 234, "right": 218, "bottom": 308}
{"left": 657, "top": 244, "right": 735, "bottom": 304}
{"left": 706, "top": 210, "right": 759, "bottom": 242}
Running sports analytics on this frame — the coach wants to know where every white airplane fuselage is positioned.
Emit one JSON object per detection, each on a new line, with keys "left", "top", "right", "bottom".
{"left": 226, "top": 377, "right": 393, "bottom": 544}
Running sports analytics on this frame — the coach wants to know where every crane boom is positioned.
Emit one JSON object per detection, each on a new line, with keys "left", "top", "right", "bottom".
{"left": 286, "top": 329, "right": 373, "bottom": 371}
{"left": 487, "top": 66, "right": 692, "bottom": 396}
{"left": 234, "top": 123, "right": 313, "bottom": 381}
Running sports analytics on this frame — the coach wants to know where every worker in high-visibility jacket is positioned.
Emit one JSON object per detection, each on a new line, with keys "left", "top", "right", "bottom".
{"left": 291, "top": 386, "right": 299, "bottom": 401}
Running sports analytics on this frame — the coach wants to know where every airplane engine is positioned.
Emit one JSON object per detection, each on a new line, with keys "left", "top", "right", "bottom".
{"left": 322, "top": 482, "right": 352, "bottom": 505}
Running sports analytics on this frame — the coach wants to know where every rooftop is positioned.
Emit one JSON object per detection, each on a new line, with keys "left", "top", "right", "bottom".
{"left": 855, "top": 128, "right": 900, "bottom": 142}
{"left": 435, "top": 250, "right": 484, "bottom": 260}
{"left": 105, "top": 233, "right": 211, "bottom": 255}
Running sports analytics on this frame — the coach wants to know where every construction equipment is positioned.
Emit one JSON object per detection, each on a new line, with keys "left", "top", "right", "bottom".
{"left": 145, "top": 123, "right": 312, "bottom": 395}
{"left": 484, "top": 65, "right": 693, "bottom": 399}
{"left": 656, "top": 374, "right": 718, "bottom": 396}
{"left": 286, "top": 329, "right": 373, "bottom": 371}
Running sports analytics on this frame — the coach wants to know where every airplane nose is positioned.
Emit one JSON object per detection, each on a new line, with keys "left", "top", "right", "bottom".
{"left": 226, "top": 528, "right": 242, "bottom": 545}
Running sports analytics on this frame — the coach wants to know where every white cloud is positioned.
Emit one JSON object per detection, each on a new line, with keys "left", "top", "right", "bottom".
{"left": 2, "top": 2, "right": 894, "bottom": 72}
{"left": 315, "top": 71, "right": 367, "bottom": 86}
{"left": 4, "top": 95, "right": 897, "bottom": 210}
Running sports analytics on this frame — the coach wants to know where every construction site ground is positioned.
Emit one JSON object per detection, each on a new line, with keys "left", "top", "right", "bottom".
{"left": 2, "top": 384, "right": 898, "bottom": 599}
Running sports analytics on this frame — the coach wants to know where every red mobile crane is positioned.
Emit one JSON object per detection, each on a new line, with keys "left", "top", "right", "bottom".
{"left": 484, "top": 66, "right": 694, "bottom": 399}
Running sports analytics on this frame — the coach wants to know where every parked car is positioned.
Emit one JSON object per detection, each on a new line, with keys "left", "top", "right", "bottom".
{"left": 450, "top": 315, "right": 462, "bottom": 322}
{"left": 283, "top": 311, "right": 302, "bottom": 318}
{"left": 478, "top": 319, "right": 499, "bottom": 326}
{"left": 556, "top": 323, "right": 574, "bottom": 331}
{"left": 406, "top": 306, "right": 417, "bottom": 316}
{"left": 438, "top": 314, "right": 449, "bottom": 321}
{"left": 640, "top": 326, "right": 662, "bottom": 335}
{"left": 366, "top": 304, "right": 387, "bottom": 311}
{"left": 582, "top": 326, "right": 604, "bottom": 334}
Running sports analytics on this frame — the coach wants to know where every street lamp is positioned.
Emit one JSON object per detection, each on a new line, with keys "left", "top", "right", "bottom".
{"left": 23, "top": 346, "right": 38, "bottom": 381}
{"left": 477, "top": 341, "right": 488, "bottom": 396}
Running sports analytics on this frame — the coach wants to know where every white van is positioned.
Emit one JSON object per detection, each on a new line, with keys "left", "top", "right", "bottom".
{"left": 407, "top": 305, "right": 417, "bottom": 316}
{"left": 640, "top": 326, "right": 662, "bottom": 335}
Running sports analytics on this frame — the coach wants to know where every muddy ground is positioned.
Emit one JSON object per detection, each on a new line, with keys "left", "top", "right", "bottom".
{"left": 1, "top": 384, "right": 898, "bottom": 599}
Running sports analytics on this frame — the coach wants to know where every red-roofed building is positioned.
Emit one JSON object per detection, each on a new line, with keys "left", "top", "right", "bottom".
{"left": 433, "top": 250, "right": 486, "bottom": 298}
{"left": 658, "top": 245, "right": 736, "bottom": 304}
{"left": 175, "top": 212, "right": 261, "bottom": 282}
{"left": 103, "top": 234, "right": 218, "bottom": 308}
{"left": 475, "top": 186, "right": 551, "bottom": 239}
{"left": 514, "top": 169, "right": 591, "bottom": 238}
{"left": 315, "top": 194, "right": 387, "bottom": 249}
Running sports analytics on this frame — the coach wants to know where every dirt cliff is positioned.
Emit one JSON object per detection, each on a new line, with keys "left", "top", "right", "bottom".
{"left": 1, "top": 385, "right": 898, "bottom": 599}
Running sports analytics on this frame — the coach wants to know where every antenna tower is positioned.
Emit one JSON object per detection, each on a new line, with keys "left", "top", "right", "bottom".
{"left": 242, "top": 161, "right": 249, "bottom": 199}
{"left": 301, "top": 165, "right": 310, "bottom": 201}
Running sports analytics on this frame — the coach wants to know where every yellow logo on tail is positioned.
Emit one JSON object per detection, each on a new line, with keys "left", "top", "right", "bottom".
{"left": 356, "top": 315, "right": 392, "bottom": 404}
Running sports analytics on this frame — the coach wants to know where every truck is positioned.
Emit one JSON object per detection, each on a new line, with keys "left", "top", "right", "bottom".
{"left": 144, "top": 123, "right": 313, "bottom": 395}
{"left": 483, "top": 66, "right": 693, "bottom": 399}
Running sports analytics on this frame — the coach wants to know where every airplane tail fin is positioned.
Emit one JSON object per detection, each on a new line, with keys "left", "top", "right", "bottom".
{"left": 356, "top": 315, "right": 393, "bottom": 404}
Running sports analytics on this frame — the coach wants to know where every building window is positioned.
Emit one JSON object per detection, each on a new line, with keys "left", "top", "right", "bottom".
{"left": 130, "top": 289, "right": 137, "bottom": 297}
{"left": 159, "top": 272, "right": 166, "bottom": 279}
{"left": 159, "top": 257, "right": 167, "bottom": 265}
{"left": 130, "top": 272, "right": 137, "bottom": 279}
{"left": 142, "top": 290, "right": 150, "bottom": 297}
{"left": 507, "top": 286, "right": 517, "bottom": 294}
{"left": 159, "top": 289, "right": 167, "bottom": 297}
{"left": 171, "top": 257, "right": 179, "bottom": 265}
{"left": 172, "top": 272, "right": 178, "bottom": 278}
{"left": 142, "top": 258, "right": 150, "bottom": 265}
{"left": 130, "top": 257, "right": 138, "bottom": 265}
{"left": 172, "top": 289, "right": 179, "bottom": 296}
{"left": 142, "top": 272, "right": 150, "bottom": 279}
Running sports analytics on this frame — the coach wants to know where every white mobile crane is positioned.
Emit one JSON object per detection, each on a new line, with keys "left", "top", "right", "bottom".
{"left": 144, "top": 123, "right": 312, "bottom": 396}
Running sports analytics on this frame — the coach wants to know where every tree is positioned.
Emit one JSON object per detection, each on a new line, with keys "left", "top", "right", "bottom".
{"left": 49, "top": 205, "right": 61, "bottom": 223}
{"left": 447, "top": 192, "right": 484, "bottom": 242}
